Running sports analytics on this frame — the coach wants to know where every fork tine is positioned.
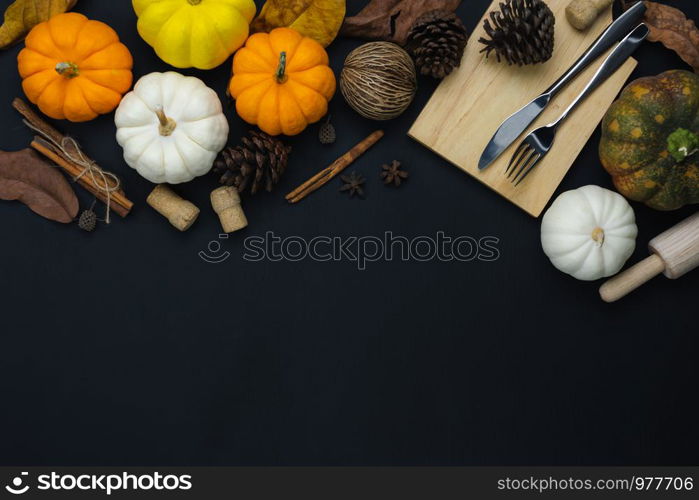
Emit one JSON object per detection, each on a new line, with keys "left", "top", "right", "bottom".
{"left": 513, "top": 153, "right": 542, "bottom": 186}
{"left": 510, "top": 147, "right": 536, "bottom": 181}
{"left": 506, "top": 142, "right": 529, "bottom": 177}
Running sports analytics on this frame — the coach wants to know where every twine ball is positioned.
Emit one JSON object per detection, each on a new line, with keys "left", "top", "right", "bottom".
{"left": 340, "top": 42, "right": 418, "bottom": 121}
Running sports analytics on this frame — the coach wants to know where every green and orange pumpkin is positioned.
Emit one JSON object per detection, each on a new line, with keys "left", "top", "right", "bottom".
{"left": 600, "top": 70, "right": 699, "bottom": 210}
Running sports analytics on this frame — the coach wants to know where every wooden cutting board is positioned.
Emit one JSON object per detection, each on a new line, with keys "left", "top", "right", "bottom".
{"left": 408, "top": 0, "right": 637, "bottom": 217}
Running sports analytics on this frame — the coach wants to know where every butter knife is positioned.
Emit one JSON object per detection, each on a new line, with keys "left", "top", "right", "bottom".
{"left": 478, "top": 0, "right": 646, "bottom": 170}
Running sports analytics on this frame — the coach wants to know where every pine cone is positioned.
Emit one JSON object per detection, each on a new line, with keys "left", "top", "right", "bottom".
{"left": 406, "top": 10, "right": 469, "bottom": 79}
{"left": 213, "top": 131, "right": 291, "bottom": 195}
{"left": 478, "top": 0, "right": 555, "bottom": 66}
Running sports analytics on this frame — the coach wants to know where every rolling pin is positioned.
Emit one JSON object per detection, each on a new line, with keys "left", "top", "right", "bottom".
{"left": 600, "top": 212, "right": 699, "bottom": 302}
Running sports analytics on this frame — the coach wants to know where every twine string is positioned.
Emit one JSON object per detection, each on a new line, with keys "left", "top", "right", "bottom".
{"left": 23, "top": 119, "right": 120, "bottom": 224}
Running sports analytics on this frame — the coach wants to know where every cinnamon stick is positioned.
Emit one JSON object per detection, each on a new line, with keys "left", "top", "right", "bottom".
{"left": 286, "top": 130, "right": 384, "bottom": 203}
{"left": 32, "top": 139, "right": 132, "bottom": 218}
{"left": 12, "top": 98, "right": 133, "bottom": 217}
{"left": 13, "top": 98, "right": 63, "bottom": 146}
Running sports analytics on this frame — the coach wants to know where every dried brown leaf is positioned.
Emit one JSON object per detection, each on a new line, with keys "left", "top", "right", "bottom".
{"left": 0, "top": 0, "right": 77, "bottom": 49}
{"left": 643, "top": 1, "right": 699, "bottom": 72}
{"left": 0, "top": 149, "right": 78, "bottom": 223}
{"left": 252, "top": 0, "right": 346, "bottom": 48}
{"left": 340, "top": 0, "right": 462, "bottom": 45}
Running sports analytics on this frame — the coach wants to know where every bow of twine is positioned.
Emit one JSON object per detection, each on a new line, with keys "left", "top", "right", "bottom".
{"left": 23, "top": 120, "right": 121, "bottom": 224}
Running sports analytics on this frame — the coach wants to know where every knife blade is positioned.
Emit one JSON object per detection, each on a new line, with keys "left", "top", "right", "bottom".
{"left": 478, "top": 1, "right": 646, "bottom": 170}
{"left": 478, "top": 95, "right": 551, "bottom": 171}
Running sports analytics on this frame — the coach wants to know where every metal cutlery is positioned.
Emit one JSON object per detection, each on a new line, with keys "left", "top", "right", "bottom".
{"left": 478, "top": 0, "right": 646, "bottom": 171}
{"left": 506, "top": 23, "right": 650, "bottom": 186}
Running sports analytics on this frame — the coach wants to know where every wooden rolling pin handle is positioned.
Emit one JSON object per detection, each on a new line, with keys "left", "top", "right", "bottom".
{"left": 649, "top": 212, "right": 699, "bottom": 279}
{"left": 599, "top": 254, "right": 665, "bottom": 303}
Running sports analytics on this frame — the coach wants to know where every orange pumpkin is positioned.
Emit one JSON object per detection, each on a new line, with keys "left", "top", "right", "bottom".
{"left": 229, "top": 27, "right": 336, "bottom": 136}
{"left": 18, "top": 13, "right": 133, "bottom": 122}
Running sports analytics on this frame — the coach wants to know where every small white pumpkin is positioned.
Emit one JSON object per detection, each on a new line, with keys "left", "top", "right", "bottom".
{"left": 541, "top": 185, "right": 638, "bottom": 281}
{"left": 115, "top": 72, "right": 229, "bottom": 184}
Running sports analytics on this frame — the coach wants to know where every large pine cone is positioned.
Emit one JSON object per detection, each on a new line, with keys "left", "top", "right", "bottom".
{"left": 406, "top": 10, "right": 469, "bottom": 79}
{"left": 478, "top": 0, "right": 555, "bottom": 66}
{"left": 213, "top": 131, "right": 291, "bottom": 195}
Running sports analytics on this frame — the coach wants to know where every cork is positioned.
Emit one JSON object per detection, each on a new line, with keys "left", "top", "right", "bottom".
{"left": 146, "top": 184, "right": 200, "bottom": 231}
{"left": 211, "top": 186, "right": 248, "bottom": 233}
{"left": 566, "top": 0, "right": 613, "bottom": 31}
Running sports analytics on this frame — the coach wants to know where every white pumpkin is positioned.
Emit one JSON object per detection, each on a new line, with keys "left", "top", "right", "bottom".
{"left": 541, "top": 185, "right": 638, "bottom": 281}
{"left": 115, "top": 72, "right": 229, "bottom": 184}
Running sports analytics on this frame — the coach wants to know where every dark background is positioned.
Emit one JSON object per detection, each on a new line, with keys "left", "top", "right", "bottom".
{"left": 0, "top": 0, "right": 696, "bottom": 466}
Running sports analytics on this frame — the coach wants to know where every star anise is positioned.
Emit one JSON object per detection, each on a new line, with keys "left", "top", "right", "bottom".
{"left": 381, "top": 160, "right": 408, "bottom": 187}
{"left": 340, "top": 171, "right": 366, "bottom": 198}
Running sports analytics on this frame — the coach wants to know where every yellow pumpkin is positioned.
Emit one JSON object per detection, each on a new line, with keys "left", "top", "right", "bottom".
{"left": 17, "top": 13, "right": 133, "bottom": 122}
{"left": 133, "top": 0, "right": 256, "bottom": 70}
{"left": 229, "top": 27, "right": 336, "bottom": 136}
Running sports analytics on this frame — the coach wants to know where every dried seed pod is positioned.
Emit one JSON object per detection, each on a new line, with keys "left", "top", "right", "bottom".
{"left": 381, "top": 160, "right": 409, "bottom": 187}
{"left": 78, "top": 209, "right": 97, "bottom": 232}
{"left": 319, "top": 115, "right": 336, "bottom": 144}
{"left": 339, "top": 171, "right": 366, "bottom": 198}
{"left": 340, "top": 42, "right": 417, "bottom": 121}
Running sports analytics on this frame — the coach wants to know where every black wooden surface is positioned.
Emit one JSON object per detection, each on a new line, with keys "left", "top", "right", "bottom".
{"left": 0, "top": 0, "right": 696, "bottom": 465}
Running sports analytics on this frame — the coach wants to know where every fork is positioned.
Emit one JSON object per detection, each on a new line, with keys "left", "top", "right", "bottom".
{"left": 506, "top": 23, "right": 649, "bottom": 186}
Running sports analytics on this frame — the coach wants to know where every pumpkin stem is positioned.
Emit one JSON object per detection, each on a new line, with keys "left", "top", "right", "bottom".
{"left": 591, "top": 227, "right": 605, "bottom": 246}
{"left": 667, "top": 128, "right": 699, "bottom": 162}
{"left": 275, "top": 51, "right": 287, "bottom": 84}
{"left": 155, "top": 108, "right": 177, "bottom": 136}
{"left": 55, "top": 62, "right": 79, "bottom": 79}
{"left": 187, "top": 0, "right": 202, "bottom": 5}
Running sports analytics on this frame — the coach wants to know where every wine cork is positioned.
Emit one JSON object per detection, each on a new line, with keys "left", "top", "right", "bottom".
{"left": 146, "top": 184, "right": 200, "bottom": 231}
{"left": 566, "top": 0, "right": 613, "bottom": 31}
{"left": 211, "top": 186, "right": 248, "bottom": 233}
